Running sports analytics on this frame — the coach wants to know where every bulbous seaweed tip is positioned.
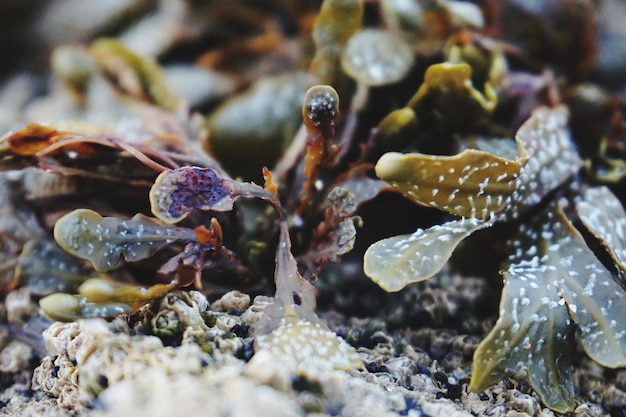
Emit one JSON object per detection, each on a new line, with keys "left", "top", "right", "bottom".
{"left": 303, "top": 85, "right": 339, "bottom": 129}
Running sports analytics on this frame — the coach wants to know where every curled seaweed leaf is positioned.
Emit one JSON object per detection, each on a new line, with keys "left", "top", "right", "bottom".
{"left": 375, "top": 150, "right": 523, "bottom": 220}
{"left": 471, "top": 201, "right": 626, "bottom": 412}
{"left": 406, "top": 63, "right": 493, "bottom": 113}
{"left": 364, "top": 218, "right": 489, "bottom": 292}
{"left": 39, "top": 293, "right": 132, "bottom": 322}
{"left": 3, "top": 124, "right": 63, "bottom": 156}
{"left": 89, "top": 38, "right": 180, "bottom": 111}
{"left": 78, "top": 278, "right": 175, "bottom": 308}
{"left": 150, "top": 167, "right": 236, "bottom": 223}
{"left": 150, "top": 166, "right": 279, "bottom": 224}
{"left": 377, "top": 63, "right": 497, "bottom": 143}
{"left": 0, "top": 120, "right": 210, "bottom": 181}
{"left": 576, "top": 186, "right": 626, "bottom": 279}
{"left": 310, "top": 0, "right": 363, "bottom": 84}
{"left": 54, "top": 209, "right": 194, "bottom": 271}
{"left": 299, "top": 187, "right": 361, "bottom": 277}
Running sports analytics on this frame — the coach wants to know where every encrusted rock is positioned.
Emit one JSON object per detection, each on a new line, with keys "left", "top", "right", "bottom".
{"left": 0, "top": 340, "right": 32, "bottom": 373}
{"left": 5, "top": 288, "right": 35, "bottom": 323}
{"left": 211, "top": 290, "right": 251, "bottom": 314}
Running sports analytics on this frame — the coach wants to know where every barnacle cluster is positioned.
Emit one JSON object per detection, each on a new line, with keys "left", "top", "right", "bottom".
{"left": 1, "top": 0, "right": 626, "bottom": 415}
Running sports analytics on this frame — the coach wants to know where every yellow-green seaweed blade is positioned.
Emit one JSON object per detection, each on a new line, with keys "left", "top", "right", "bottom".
{"left": 507, "top": 106, "right": 582, "bottom": 219}
{"left": 471, "top": 201, "right": 626, "bottom": 412}
{"left": 407, "top": 62, "right": 497, "bottom": 113}
{"left": 576, "top": 186, "right": 626, "bottom": 282}
{"left": 555, "top": 202, "right": 626, "bottom": 368}
{"left": 310, "top": 0, "right": 363, "bottom": 84}
{"left": 364, "top": 217, "right": 489, "bottom": 292}
{"left": 90, "top": 38, "right": 180, "bottom": 111}
{"left": 375, "top": 150, "right": 522, "bottom": 221}
{"left": 470, "top": 204, "right": 576, "bottom": 413}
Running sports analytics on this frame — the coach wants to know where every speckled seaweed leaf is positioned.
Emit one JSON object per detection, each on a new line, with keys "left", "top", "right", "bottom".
{"left": 470, "top": 204, "right": 577, "bottom": 413}
{"left": 375, "top": 106, "right": 580, "bottom": 222}
{"left": 576, "top": 186, "right": 626, "bottom": 280}
{"left": 341, "top": 29, "right": 414, "bottom": 86}
{"left": 471, "top": 201, "right": 626, "bottom": 412}
{"left": 54, "top": 209, "right": 194, "bottom": 271}
{"left": 507, "top": 106, "right": 582, "bottom": 219}
{"left": 366, "top": 107, "right": 581, "bottom": 293}
{"left": 150, "top": 166, "right": 278, "bottom": 224}
{"left": 555, "top": 204, "right": 626, "bottom": 368}
{"left": 375, "top": 149, "right": 523, "bottom": 221}
{"left": 364, "top": 218, "right": 489, "bottom": 292}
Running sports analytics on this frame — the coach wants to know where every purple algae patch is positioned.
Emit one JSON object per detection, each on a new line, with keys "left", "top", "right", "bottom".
{"left": 167, "top": 167, "right": 232, "bottom": 219}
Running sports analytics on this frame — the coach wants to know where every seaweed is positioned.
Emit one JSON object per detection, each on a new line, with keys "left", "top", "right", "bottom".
{"left": 2, "top": 0, "right": 626, "bottom": 413}
{"left": 364, "top": 98, "right": 626, "bottom": 411}
{"left": 54, "top": 209, "right": 194, "bottom": 272}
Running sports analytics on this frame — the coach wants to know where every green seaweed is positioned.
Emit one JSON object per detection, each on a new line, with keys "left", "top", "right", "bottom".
{"left": 310, "top": 0, "right": 363, "bottom": 85}
{"left": 470, "top": 200, "right": 626, "bottom": 412}
{"left": 2, "top": 3, "right": 625, "bottom": 413}
{"left": 365, "top": 105, "right": 579, "bottom": 290}
{"left": 376, "top": 63, "right": 498, "bottom": 150}
{"left": 89, "top": 38, "right": 180, "bottom": 111}
{"left": 364, "top": 98, "right": 626, "bottom": 411}
{"left": 54, "top": 209, "right": 194, "bottom": 272}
